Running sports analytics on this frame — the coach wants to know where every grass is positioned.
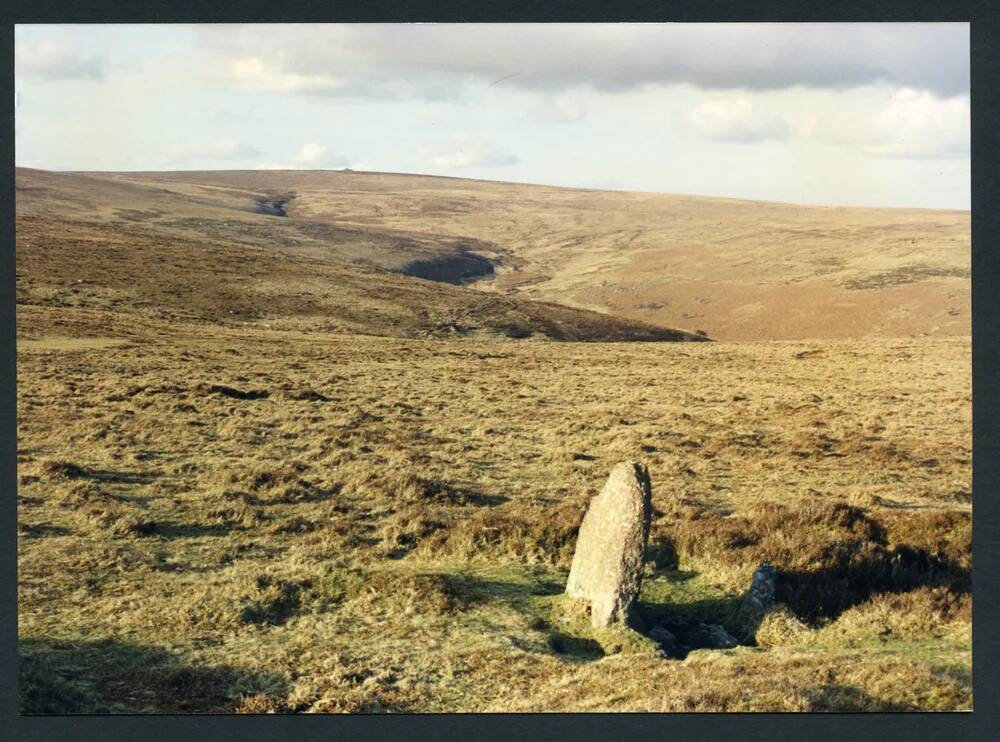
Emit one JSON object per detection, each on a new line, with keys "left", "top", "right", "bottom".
{"left": 15, "top": 167, "right": 971, "bottom": 712}
{"left": 16, "top": 319, "right": 971, "bottom": 712}
{"left": 16, "top": 167, "right": 969, "bottom": 341}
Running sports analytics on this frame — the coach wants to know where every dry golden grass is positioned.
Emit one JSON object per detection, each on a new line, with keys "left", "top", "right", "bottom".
{"left": 16, "top": 167, "right": 971, "bottom": 713}
{"left": 17, "top": 315, "right": 971, "bottom": 712}
{"left": 18, "top": 167, "right": 969, "bottom": 340}
{"left": 52, "top": 167, "right": 969, "bottom": 341}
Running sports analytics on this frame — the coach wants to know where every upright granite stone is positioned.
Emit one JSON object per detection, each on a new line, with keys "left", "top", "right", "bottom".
{"left": 735, "top": 562, "right": 778, "bottom": 642}
{"left": 565, "top": 461, "right": 653, "bottom": 628}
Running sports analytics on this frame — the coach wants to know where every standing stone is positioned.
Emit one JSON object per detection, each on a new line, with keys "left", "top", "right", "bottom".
{"left": 565, "top": 461, "right": 653, "bottom": 628}
{"left": 735, "top": 562, "right": 778, "bottom": 642}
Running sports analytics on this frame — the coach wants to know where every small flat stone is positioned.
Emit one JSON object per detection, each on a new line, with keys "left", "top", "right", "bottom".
{"left": 689, "top": 623, "right": 739, "bottom": 650}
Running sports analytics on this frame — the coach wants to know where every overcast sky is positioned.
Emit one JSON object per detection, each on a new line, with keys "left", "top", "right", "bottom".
{"left": 15, "top": 23, "right": 970, "bottom": 208}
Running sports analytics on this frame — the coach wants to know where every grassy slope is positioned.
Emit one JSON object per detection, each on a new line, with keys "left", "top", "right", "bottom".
{"left": 16, "top": 168, "right": 704, "bottom": 343}
{"left": 78, "top": 168, "right": 971, "bottom": 341}
{"left": 16, "top": 169, "right": 971, "bottom": 712}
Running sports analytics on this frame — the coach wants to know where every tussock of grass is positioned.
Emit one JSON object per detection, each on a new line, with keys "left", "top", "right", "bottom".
{"left": 208, "top": 461, "right": 324, "bottom": 505}
{"left": 753, "top": 605, "right": 814, "bottom": 647}
{"left": 415, "top": 504, "right": 583, "bottom": 566}
{"left": 40, "top": 460, "right": 90, "bottom": 480}
{"left": 818, "top": 586, "right": 971, "bottom": 644}
{"left": 74, "top": 502, "right": 158, "bottom": 538}
{"left": 652, "top": 501, "right": 970, "bottom": 621}
{"left": 337, "top": 466, "right": 466, "bottom": 506}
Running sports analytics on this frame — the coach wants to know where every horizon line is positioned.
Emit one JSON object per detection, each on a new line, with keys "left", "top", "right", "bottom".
{"left": 14, "top": 164, "right": 972, "bottom": 213}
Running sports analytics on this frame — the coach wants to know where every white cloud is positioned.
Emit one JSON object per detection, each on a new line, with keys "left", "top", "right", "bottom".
{"left": 165, "top": 138, "right": 262, "bottom": 164}
{"left": 805, "top": 88, "right": 969, "bottom": 159}
{"left": 257, "top": 145, "right": 358, "bottom": 170}
{"left": 425, "top": 136, "right": 519, "bottom": 169}
{"left": 15, "top": 39, "right": 105, "bottom": 82}
{"left": 294, "top": 143, "right": 328, "bottom": 163}
{"left": 225, "top": 48, "right": 468, "bottom": 102}
{"left": 292, "top": 142, "right": 352, "bottom": 167}
{"left": 231, "top": 55, "right": 341, "bottom": 94}
{"left": 690, "top": 97, "right": 790, "bottom": 143}
{"left": 528, "top": 95, "right": 588, "bottom": 124}
{"left": 195, "top": 23, "right": 969, "bottom": 101}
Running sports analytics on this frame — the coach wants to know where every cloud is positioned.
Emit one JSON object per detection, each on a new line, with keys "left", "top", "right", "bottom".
{"left": 528, "top": 95, "right": 589, "bottom": 124}
{"left": 165, "top": 138, "right": 262, "bottom": 164}
{"left": 256, "top": 144, "right": 357, "bottom": 170}
{"left": 231, "top": 56, "right": 341, "bottom": 94}
{"left": 196, "top": 23, "right": 969, "bottom": 100}
{"left": 15, "top": 39, "right": 105, "bottom": 82}
{"left": 690, "top": 97, "right": 790, "bottom": 143}
{"left": 292, "top": 142, "right": 352, "bottom": 167}
{"left": 225, "top": 48, "right": 467, "bottom": 102}
{"left": 425, "top": 136, "right": 519, "bottom": 168}
{"left": 804, "top": 88, "right": 969, "bottom": 159}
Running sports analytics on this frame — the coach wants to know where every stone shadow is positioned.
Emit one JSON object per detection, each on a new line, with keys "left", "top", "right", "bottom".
{"left": 19, "top": 637, "right": 288, "bottom": 714}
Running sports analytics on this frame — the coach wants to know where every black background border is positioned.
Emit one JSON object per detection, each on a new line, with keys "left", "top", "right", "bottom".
{"left": 1, "top": 2, "right": 997, "bottom": 740}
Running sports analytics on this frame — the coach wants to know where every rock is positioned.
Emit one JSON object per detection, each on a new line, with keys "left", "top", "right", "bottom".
{"left": 648, "top": 625, "right": 678, "bottom": 655}
{"left": 689, "top": 623, "right": 739, "bottom": 650}
{"left": 735, "top": 562, "right": 778, "bottom": 642}
{"left": 565, "top": 461, "right": 652, "bottom": 628}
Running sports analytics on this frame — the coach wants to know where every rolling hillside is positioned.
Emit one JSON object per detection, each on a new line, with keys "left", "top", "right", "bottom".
{"left": 48, "top": 167, "right": 971, "bottom": 341}
{"left": 15, "top": 168, "right": 704, "bottom": 343}
{"left": 19, "top": 167, "right": 970, "bottom": 341}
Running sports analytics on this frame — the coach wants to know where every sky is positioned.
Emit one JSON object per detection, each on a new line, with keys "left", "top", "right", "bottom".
{"left": 14, "top": 23, "right": 970, "bottom": 209}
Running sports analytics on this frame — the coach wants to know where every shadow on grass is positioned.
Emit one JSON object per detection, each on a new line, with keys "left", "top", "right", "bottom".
{"left": 637, "top": 571, "right": 744, "bottom": 658}
{"left": 44, "top": 462, "right": 159, "bottom": 485}
{"left": 85, "top": 469, "right": 160, "bottom": 485}
{"left": 141, "top": 521, "right": 241, "bottom": 539}
{"left": 775, "top": 553, "right": 971, "bottom": 624}
{"left": 19, "top": 637, "right": 288, "bottom": 714}
{"left": 650, "top": 504, "right": 972, "bottom": 625}
{"left": 18, "top": 523, "right": 72, "bottom": 538}
{"left": 457, "top": 491, "right": 509, "bottom": 507}
{"left": 436, "top": 570, "right": 608, "bottom": 662}
{"left": 804, "top": 684, "right": 915, "bottom": 712}
{"left": 235, "top": 486, "right": 342, "bottom": 506}
{"left": 440, "top": 571, "right": 564, "bottom": 603}
{"left": 639, "top": 595, "right": 742, "bottom": 631}
{"left": 547, "top": 633, "right": 605, "bottom": 660}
